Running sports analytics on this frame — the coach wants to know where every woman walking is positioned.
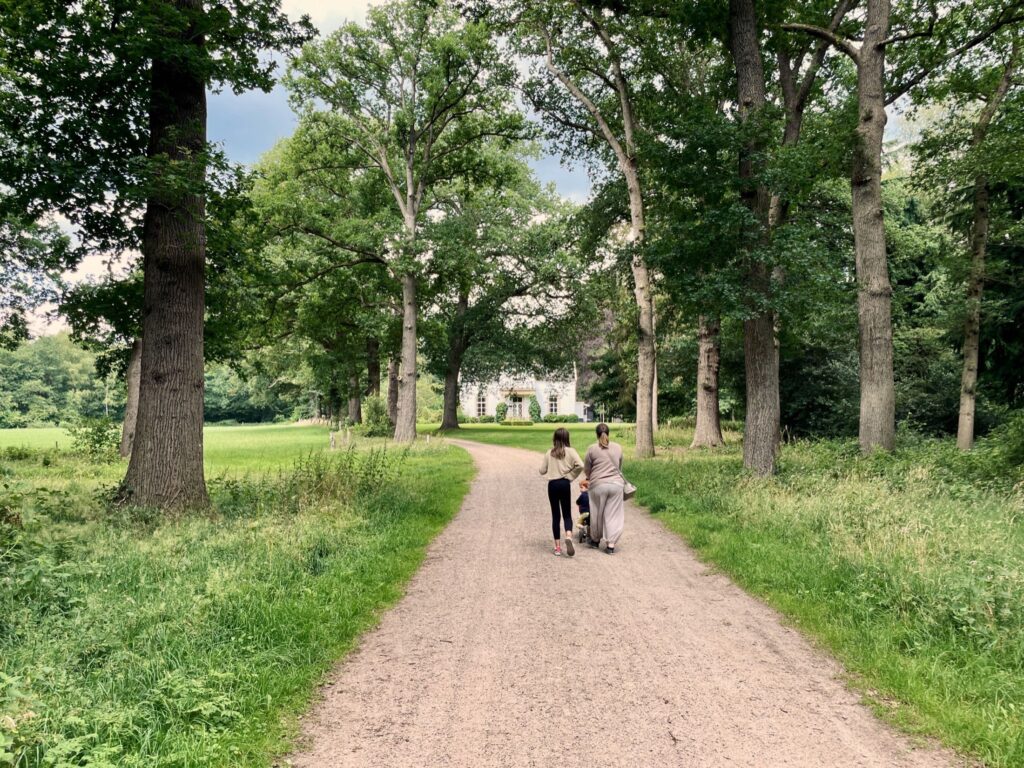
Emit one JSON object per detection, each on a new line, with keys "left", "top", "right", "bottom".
{"left": 582, "top": 423, "right": 625, "bottom": 555}
{"left": 539, "top": 427, "right": 584, "bottom": 556}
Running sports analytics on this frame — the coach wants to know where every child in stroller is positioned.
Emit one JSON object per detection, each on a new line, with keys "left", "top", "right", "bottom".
{"left": 575, "top": 485, "right": 591, "bottom": 544}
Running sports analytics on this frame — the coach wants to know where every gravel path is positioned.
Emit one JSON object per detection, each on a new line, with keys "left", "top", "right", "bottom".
{"left": 287, "top": 439, "right": 959, "bottom": 768}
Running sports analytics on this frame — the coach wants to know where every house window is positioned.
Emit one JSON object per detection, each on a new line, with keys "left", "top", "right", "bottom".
{"left": 548, "top": 394, "right": 559, "bottom": 415}
{"left": 477, "top": 391, "right": 487, "bottom": 417}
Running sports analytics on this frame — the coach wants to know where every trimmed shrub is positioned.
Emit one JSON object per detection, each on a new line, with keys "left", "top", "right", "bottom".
{"left": 528, "top": 396, "right": 542, "bottom": 422}
{"left": 542, "top": 414, "right": 580, "bottom": 423}
{"left": 478, "top": 415, "right": 495, "bottom": 423}
{"left": 495, "top": 402, "right": 508, "bottom": 423}
{"left": 501, "top": 419, "right": 534, "bottom": 427}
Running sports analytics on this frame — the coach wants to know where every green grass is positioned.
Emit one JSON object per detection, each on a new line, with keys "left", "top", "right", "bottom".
{"left": 5, "top": 420, "right": 1023, "bottom": 765}
{"left": 0, "top": 424, "right": 341, "bottom": 474}
{"left": 434, "top": 420, "right": 743, "bottom": 454}
{"left": 452, "top": 422, "right": 1024, "bottom": 767}
{"left": 630, "top": 442, "right": 1024, "bottom": 766}
{"left": 432, "top": 422, "right": 606, "bottom": 452}
{"left": 0, "top": 426, "right": 475, "bottom": 767}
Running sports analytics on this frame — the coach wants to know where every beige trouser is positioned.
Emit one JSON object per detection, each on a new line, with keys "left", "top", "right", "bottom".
{"left": 589, "top": 482, "right": 625, "bottom": 548}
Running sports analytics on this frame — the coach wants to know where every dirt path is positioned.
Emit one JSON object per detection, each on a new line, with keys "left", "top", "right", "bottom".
{"left": 287, "top": 440, "right": 959, "bottom": 768}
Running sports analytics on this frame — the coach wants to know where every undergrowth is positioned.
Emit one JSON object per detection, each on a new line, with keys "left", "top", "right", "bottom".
{"left": 0, "top": 442, "right": 473, "bottom": 767}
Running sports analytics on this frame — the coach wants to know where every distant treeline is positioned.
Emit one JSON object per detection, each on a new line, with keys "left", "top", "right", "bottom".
{"left": 0, "top": 334, "right": 304, "bottom": 427}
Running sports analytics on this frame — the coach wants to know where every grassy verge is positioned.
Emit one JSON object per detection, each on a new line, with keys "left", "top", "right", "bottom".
{"left": 640, "top": 440, "right": 1024, "bottom": 767}
{"left": 1, "top": 432, "right": 475, "bottom": 767}
{"left": 452, "top": 422, "right": 1024, "bottom": 767}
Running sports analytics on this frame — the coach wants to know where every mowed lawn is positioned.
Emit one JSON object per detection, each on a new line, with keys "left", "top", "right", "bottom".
{"left": 450, "top": 422, "right": 1024, "bottom": 768}
{"left": 1, "top": 423, "right": 475, "bottom": 768}
{"left": 0, "top": 423, "right": 337, "bottom": 475}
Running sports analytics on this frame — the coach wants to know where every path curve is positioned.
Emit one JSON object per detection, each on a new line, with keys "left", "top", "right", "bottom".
{"left": 287, "top": 439, "right": 959, "bottom": 768}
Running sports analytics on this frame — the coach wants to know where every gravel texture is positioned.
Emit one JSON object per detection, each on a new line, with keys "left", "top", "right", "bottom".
{"left": 286, "top": 439, "right": 960, "bottom": 768}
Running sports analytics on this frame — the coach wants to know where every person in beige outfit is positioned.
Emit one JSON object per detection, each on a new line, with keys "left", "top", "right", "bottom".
{"left": 582, "top": 423, "right": 625, "bottom": 555}
{"left": 539, "top": 427, "right": 584, "bottom": 556}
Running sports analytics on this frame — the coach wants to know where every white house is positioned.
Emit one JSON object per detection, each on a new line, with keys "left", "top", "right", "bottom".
{"left": 460, "top": 368, "right": 590, "bottom": 421}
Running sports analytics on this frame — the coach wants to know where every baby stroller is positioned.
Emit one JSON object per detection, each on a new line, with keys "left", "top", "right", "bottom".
{"left": 575, "top": 490, "right": 591, "bottom": 544}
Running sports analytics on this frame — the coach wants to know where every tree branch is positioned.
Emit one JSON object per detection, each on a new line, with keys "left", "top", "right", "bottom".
{"left": 780, "top": 22, "right": 861, "bottom": 64}
{"left": 886, "top": 9, "right": 1024, "bottom": 104}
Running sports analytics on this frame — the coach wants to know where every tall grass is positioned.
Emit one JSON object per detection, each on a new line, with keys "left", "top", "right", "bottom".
{"left": 626, "top": 436, "right": 1023, "bottom": 767}
{"left": 0, "top": 439, "right": 474, "bottom": 767}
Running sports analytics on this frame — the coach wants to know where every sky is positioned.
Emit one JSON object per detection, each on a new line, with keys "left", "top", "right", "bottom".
{"left": 31, "top": 0, "right": 588, "bottom": 334}
{"left": 206, "top": 0, "right": 592, "bottom": 201}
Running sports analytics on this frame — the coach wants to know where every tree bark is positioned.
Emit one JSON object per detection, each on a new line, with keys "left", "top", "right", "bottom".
{"left": 119, "top": 337, "right": 142, "bottom": 458}
{"left": 626, "top": 170, "right": 657, "bottom": 458}
{"left": 440, "top": 292, "right": 469, "bottom": 431}
{"left": 347, "top": 374, "right": 362, "bottom": 425}
{"left": 651, "top": 301, "right": 659, "bottom": 434}
{"left": 440, "top": 361, "right": 463, "bottom": 431}
{"left": 366, "top": 337, "right": 381, "bottom": 397}
{"left": 957, "top": 44, "right": 1018, "bottom": 450}
{"left": 387, "top": 356, "right": 399, "bottom": 425}
{"left": 393, "top": 272, "right": 418, "bottom": 442}
{"left": 958, "top": 177, "right": 988, "bottom": 450}
{"left": 691, "top": 316, "right": 724, "bottom": 448}
{"left": 730, "top": 0, "right": 780, "bottom": 476}
{"left": 853, "top": 0, "right": 896, "bottom": 453}
{"left": 121, "top": 1, "right": 208, "bottom": 508}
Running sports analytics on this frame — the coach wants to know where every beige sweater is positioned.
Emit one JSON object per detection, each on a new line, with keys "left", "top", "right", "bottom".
{"left": 583, "top": 442, "right": 624, "bottom": 488}
{"left": 539, "top": 447, "right": 584, "bottom": 481}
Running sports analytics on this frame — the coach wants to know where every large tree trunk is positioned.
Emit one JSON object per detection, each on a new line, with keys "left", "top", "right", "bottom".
{"left": 119, "top": 337, "right": 142, "bottom": 458}
{"left": 691, "top": 316, "right": 724, "bottom": 448}
{"left": 393, "top": 272, "right": 418, "bottom": 442}
{"left": 651, "top": 301, "right": 659, "bottom": 434}
{"left": 347, "top": 374, "right": 362, "bottom": 425}
{"left": 440, "top": 293, "right": 469, "bottom": 431}
{"left": 957, "top": 45, "right": 1017, "bottom": 450}
{"left": 387, "top": 356, "right": 399, "bottom": 425}
{"left": 440, "top": 363, "right": 462, "bottom": 431}
{"left": 625, "top": 170, "right": 656, "bottom": 458}
{"left": 366, "top": 338, "right": 381, "bottom": 397}
{"left": 957, "top": 178, "right": 988, "bottom": 450}
{"left": 852, "top": 0, "right": 895, "bottom": 453}
{"left": 730, "top": 0, "right": 780, "bottom": 476}
{"left": 121, "top": 3, "right": 208, "bottom": 508}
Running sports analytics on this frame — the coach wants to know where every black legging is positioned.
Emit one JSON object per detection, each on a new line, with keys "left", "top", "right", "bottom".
{"left": 547, "top": 478, "right": 573, "bottom": 540}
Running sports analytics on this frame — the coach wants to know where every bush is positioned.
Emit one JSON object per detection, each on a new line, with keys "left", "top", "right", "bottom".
{"left": 67, "top": 416, "right": 121, "bottom": 461}
{"left": 501, "top": 419, "right": 534, "bottom": 427}
{"left": 358, "top": 396, "right": 392, "bottom": 437}
{"left": 542, "top": 413, "right": 579, "bottom": 423}
{"left": 528, "top": 396, "right": 541, "bottom": 422}
{"left": 985, "top": 409, "right": 1024, "bottom": 468}
{"left": 495, "top": 402, "right": 508, "bottom": 423}
{"left": 478, "top": 415, "right": 495, "bottom": 423}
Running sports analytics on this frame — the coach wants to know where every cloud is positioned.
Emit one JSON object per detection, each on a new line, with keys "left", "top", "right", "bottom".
{"left": 281, "top": 0, "right": 378, "bottom": 32}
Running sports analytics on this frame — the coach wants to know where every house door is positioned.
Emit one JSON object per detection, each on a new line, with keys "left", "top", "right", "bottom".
{"left": 510, "top": 395, "right": 523, "bottom": 418}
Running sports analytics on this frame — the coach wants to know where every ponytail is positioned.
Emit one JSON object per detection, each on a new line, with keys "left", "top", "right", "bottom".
{"left": 596, "top": 422, "right": 610, "bottom": 449}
